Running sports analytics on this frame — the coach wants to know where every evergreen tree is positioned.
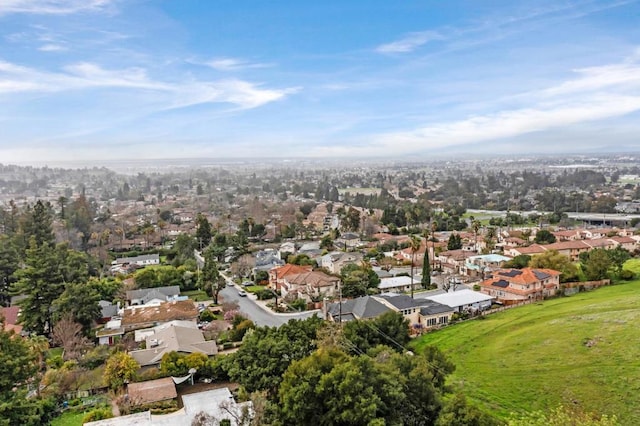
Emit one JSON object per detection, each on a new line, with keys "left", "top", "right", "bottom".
{"left": 421, "top": 246, "right": 431, "bottom": 288}
{"left": 201, "top": 245, "right": 223, "bottom": 304}
{"left": 22, "top": 200, "right": 55, "bottom": 248}
{"left": 195, "top": 213, "right": 212, "bottom": 248}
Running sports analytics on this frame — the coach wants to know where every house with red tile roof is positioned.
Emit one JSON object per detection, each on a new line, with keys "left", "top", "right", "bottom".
{"left": 479, "top": 267, "right": 561, "bottom": 304}
{"left": 268, "top": 264, "right": 313, "bottom": 290}
{"left": 280, "top": 270, "right": 340, "bottom": 302}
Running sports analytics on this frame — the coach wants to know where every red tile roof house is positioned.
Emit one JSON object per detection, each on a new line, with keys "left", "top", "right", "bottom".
{"left": 268, "top": 264, "right": 313, "bottom": 291}
{"left": 280, "top": 270, "right": 341, "bottom": 303}
{"left": 542, "top": 240, "right": 592, "bottom": 261}
{"left": 479, "top": 268, "right": 561, "bottom": 305}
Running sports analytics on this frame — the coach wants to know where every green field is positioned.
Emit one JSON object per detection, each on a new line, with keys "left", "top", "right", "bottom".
{"left": 411, "top": 266, "right": 640, "bottom": 424}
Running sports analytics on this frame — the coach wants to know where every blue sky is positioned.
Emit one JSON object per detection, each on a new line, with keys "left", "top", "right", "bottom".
{"left": 1, "top": 0, "right": 640, "bottom": 164}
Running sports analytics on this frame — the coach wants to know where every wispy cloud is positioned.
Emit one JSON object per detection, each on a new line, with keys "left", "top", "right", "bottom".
{"left": 376, "top": 0, "right": 638, "bottom": 55}
{"left": 0, "top": 60, "right": 296, "bottom": 110}
{"left": 38, "top": 43, "right": 67, "bottom": 52}
{"left": 309, "top": 55, "right": 640, "bottom": 157}
{"left": 0, "top": 0, "right": 116, "bottom": 15}
{"left": 376, "top": 31, "right": 443, "bottom": 54}
{"left": 203, "top": 57, "right": 273, "bottom": 71}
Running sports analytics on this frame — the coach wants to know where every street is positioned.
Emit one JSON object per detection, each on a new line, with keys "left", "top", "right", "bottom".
{"left": 218, "top": 273, "right": 318, "bottom": 328}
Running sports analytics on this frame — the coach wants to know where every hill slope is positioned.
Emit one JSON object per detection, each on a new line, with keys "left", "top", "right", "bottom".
{"left": 411, "top": 275, "right": 640, "bottom": 424}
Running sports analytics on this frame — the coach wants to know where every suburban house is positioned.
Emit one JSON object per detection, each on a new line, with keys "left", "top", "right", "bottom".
{"left": 437, "top": 249, "right": 476, "bottom": 274}
{"left": 97, "top": 300, "right": 119, "bottom": 323}
{"left": 96, "top": 317, "right": 124, "bottom": 346}
{"left": 280, "top": 270, "right": 341, "bottom": 302}
{"left": 130, "top": 321, "right": 218, "bottom": 367}
{"left": 112, "top": 253, "right": 160, "bottom": 268}
{"left": 85, "top": 387, "right": 252, "bottom": 426}
{"left": 126, "top": 286, "right": 181, "bottom": 306}
{"left": 253, "top": 248, "right": 285, "bottom": 273}
{"left": 479, "top": 267, "right": 561, "bottom": 304}
{"left": 376, "top": 294, "right": 454, "bottom": 330}
{"left": 424, "top": 289, "right": 495, "bottom": 313}
{"left": 268, "top": 264, "right": 313, "bottom": 291}
{"left": 377, "top": 275, "right": 419, "bottom": 293}
{"left": 121, "top": 300, "right": 199, "bottom": 332}
{"left": 504, "top": 244, "right": 547, "bottom": 258}
{"left": 320, "top": 251, "right": 363, "bottom": 274}
{"left": 460, "top": 254, "right": 512, "bottom": 279}
{"left": 610, "top": 235, "right": 637, "bottom": 251}
{"left": 127, "top": 378, "right": 177, "bottom": 406}
{"left": 335, "top": 232, "right": 362, "bottom": 251}
{"left": 278, "top": 241, "right": 296, "bottom": 257}
{"left": 325, "top": 293, "right": 453, "bottom": 331}
{"left": 325, "top": 295, "right": 390, "bottom": 322}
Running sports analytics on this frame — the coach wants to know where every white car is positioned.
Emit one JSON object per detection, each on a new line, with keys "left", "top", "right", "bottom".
{"left": 238, "top": 289, "right": 247, "bottom": 297}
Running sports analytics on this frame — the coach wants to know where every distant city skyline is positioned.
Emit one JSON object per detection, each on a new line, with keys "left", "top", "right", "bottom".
{"left": 1, "top": 0, "right": 639, "bottom": 164}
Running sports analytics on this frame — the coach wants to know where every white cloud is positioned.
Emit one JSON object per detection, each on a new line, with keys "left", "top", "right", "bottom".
{"left": 309, "top": 55, "right": 640, "bottom": 157}
{"left": 204, "top": 57, "right": 273, "bottom": 71}
{"left": 0, "top": 0, "right": 115, "bottom": 15}
{"left": 0, "top": 60, "right": 296, "bottom": 109}
{"left": 38, "top": 43, "right": 67, "bottom": 52}
{"left": 376, "top": 31, "right": 443, "bottom": 54}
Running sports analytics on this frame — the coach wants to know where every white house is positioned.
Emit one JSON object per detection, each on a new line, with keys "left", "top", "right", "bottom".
{"left": 424, "top": 289, "right": 494, "bottom": 313}
{"left": 377, "top": 275, "right": 419, "bottom": 293}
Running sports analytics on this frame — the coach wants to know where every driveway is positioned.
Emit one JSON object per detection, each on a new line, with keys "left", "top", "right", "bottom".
{"left": 218, "top": 273, "right": 318, "bottom": 328}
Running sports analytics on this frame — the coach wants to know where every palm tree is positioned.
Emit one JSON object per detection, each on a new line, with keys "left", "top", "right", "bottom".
{"left": 431, "top": 220, "right": 438, "bottom": 271}
{"left": 472, "top": 220, "right": 481, "bottom": 253}
{"left": 409, "top": 234, "right": 421, "bottom": 298}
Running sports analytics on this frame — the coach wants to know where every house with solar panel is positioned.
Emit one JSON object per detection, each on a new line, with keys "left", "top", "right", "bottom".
{"left": 478, "top": 267, "right": 561, "bottom": 305}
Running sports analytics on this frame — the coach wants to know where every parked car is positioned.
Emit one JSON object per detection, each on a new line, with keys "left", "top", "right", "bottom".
{"left": 242, "top": 281, "right": 253, "bottom": 287}
{"left": 238, "top": 289, "right": 247, "bottom": 297}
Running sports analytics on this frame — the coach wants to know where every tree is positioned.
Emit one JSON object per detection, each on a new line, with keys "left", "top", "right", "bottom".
{"left": 195, "top": 213, "right": 212, "bottom": 248}
{"left": 11, "top": 240, "right": 91, "bottom": 335}
{"left": 503, "top": 254, "right": 531, "bottom": 269}
{"left": 421, "top": 244, "right": 432, "bottom": 288}
{"left": 409, "top": 234, "right": 422, "bottom": 298}
{"left": 436, "top": 393, "right": 500, "bottom": 426}
{"left": 607, "top": 246, "right": 630, "bottom": 276}
{"left": 534, "top": 229, "right": 557, "bottom": 244}
{"left": 583, "top": 248, "right": 612, "bottom": 281}
{"left": 0, "top": 320, "right": 54, "bottom": 425}
{"left": 343, "top": 311, "right": 409, "bottom": 355}
{"left": 53, "top": 282, "right": 101, "bottom": 334}
{"left": 341, "top": 263, "right": 380, "bottom": 298}
{"left": 103, "top": 351, "right": 139, "bottom": 390}
{"left": 227, "top": 316, "right": 323, "bottom": 395}
{"left": 529, "top": 250, "right": 579, "bottom": 283}
{"left": 52, "top": 314, "right": 92, "bottom": 361}
{"left": 22, "top": 200, "right": 55, "bottom": 248}
{"left": 202, "top": 245, "right": 224, "bottom": 304}
{"left": 447, "top": 233, "right": 463, "bottom": 250}
{"left": 0, "top": 235, "right": 20, "bottom": 306}
{"left": 278, "top": 347, "right": 349, "bottom": 424}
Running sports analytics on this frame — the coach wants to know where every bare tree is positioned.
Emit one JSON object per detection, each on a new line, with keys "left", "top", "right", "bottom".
{"left": 52, "top": 314, "right": 92, "bottom": 361}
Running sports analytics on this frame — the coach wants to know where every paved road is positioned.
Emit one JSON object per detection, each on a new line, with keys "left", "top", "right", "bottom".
{"left": 218, "top": 273, "right": 318, "bottom": 328}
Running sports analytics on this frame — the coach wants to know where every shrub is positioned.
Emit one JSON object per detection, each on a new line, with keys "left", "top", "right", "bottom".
{"left": 619, "top": 269, "right": 635, "bottom": 281}
{"left": 83, "top": 407, "right": 113, "bottom": 423}
{"left": 230, "top": 319, "right": 255, "bottom": 342}
{"left": 199, "top": 309, "right": 216, "bottom": 322}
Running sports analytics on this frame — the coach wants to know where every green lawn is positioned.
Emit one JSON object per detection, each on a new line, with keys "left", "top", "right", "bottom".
{"left": 245, "top": 285, "right": 267, "bottom": 294}
{"left": 411, "top": 267, "right": 640, "bottom": 424}
{"left": 183, "top": 289, "right": 209, "bottom": 301}
{"left": 51, "top": 411, "right": 85, "bottom": 426}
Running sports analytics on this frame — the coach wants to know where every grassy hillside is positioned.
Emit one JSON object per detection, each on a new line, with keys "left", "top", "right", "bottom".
{"left": 411, "top": 264, "right": 640, "bottom": 424}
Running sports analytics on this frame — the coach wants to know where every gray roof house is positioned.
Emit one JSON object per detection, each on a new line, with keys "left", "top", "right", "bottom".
{"left": 325, "top": 296, "right": 390, "bottom": 322}
{"left": 129, "top": 321, "right": 218, "bottom": 367}
{"left": 126, "top": 286, "right": 181, "bottom": 306}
